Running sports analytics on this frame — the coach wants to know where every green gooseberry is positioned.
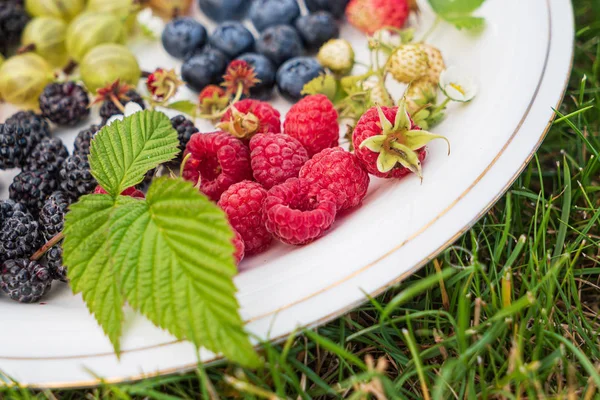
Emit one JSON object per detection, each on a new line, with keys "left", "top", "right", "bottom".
{"left": 66, "top": 12, "right": 126, "bottom": 62}
{"left": 25, "top": 0, "right": 86, "bottom": 21}
{"left": 80, "top": 44, "right": 141, "bottom": 93}
{"left": 21, "top": 17, "right": 69, "bottom": 68}
{"left": 0, "top": 54, "right": 54, "bottom": 108}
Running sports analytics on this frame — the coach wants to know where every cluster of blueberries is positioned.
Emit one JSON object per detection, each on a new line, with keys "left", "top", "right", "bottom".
{"left": 162, "top": 0, "right": 349, "bottom": 101}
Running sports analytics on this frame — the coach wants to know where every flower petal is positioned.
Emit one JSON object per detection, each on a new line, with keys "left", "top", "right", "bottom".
{"left": 404, "top": 129, "right": 450, "bottom": 153}
{"left": 377, "top": 151, "right": 397, "bottom": 173}
{"left": 359, "top": 135, "right": 386, "bottom": 152}
{"left": 394, "top": 98, "right": 412, "bottom": 131}
{"left": 389, "top": 142, "right": 422, "bottom": 178}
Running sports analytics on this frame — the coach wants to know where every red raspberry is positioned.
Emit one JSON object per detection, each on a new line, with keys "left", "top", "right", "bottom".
{"left": 218, "top": 181, "right": 272, "bottom": 255}
{"left": 93, "top": 185, "right": 145, "bottom": 199}
{"left": 263, "top": 178, "right": 337, "bottom": 246}
{"left": 232, "top": 227, "right": 245, "bottom": 264}
{"left": 283, "top": 94, "right": 339, "bottom": 157}
{"left": 219, "top": 99, "right": 281, "bottom": 140}
{"left": 300, "top": 147, "right": 369, "bottom": 212}
{"left": 183, "top": 132, "right": 252, "bottom": 202}
{"left": 249, "top": 133, "right": 309, "bottom": 190}
{"left": 353, "top": 106, "right": 435, "bottom": 179}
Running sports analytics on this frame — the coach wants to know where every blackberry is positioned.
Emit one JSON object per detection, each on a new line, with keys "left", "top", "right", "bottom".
{"left": 0, "top": 199, "right": 27, "bottom": 225}
{"left": 171, "top": 115, "right": 198, "bottom": 154}
{"left": 39, "top": 191, "right": 69, "bottom": 241}
{"left": 24, "top": 137, "right": 69, "bottom": 175}
{"left": 74, "top": 124, "right": 102, "bottom": 157}
{"left": 9, "top": 170, "right": 59, "bottom": 216}
{"left": 59, "top": 154, "right": 97, "bottom": 201}
{"left": 0, "top": 111, "right": 49, "bottom": 170}
{"left": 1, "top": 259, "right": 52, "bottom": 303}
{"left": 0, "top": 210, "right": 42, "bottom": 263}
{"left": 99, "top": 90, "right": 145, "bottom": 125}
{"left": 39, "top": 82, "right": 91, "bottom": 126}
{"left": 0, "top": 2, "right": 29, "bottom": 54}
{"left": 45, "top": 245, "right": 66, "bottom": 282}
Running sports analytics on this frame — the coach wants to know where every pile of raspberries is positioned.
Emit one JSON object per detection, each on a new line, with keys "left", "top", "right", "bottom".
{"left": 183, "top": 94, "right": 371, "bottom": 262}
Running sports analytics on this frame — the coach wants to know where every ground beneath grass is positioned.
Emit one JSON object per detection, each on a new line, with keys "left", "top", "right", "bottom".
{"left": 3, "top": 0, "right": 599, "bottom": 398}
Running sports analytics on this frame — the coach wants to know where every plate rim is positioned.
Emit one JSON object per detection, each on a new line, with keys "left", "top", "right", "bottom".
{"left": 0, "top": 0, "right": 574, "bottom": 389}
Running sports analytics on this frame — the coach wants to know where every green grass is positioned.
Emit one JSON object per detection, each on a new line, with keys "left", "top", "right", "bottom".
{"left": 3, "top": 1, "right": 600, "bottom": 398}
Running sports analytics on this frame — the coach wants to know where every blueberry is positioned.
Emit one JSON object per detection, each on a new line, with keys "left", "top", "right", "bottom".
{"left": 236, "top": 53, "right": 276, "bottom": 100}
{"left": 208, "top": 21, "right": 255, "bottom": 59}
{"left": 304, "top": 0, "right": 349, "bottom": 19}
{"left": 256, "top": 25, "right": 304, "bottom": 68}
{"left": 198, "top": 0, "right": 249, "bottom": 21}
{"left": 276, "top": 57, "right": 324, "bottom": 102}
{"left": 295, "top": 12, "right": 339, "bottom": 51}
{"left": 249, "top": 0, "right": 300, "bottom": 32}
{"left": 181, "top": 48, "right": 229, "bottom": 92}
{"left": 161, "top": 17, "right": 207, "bottom": 60}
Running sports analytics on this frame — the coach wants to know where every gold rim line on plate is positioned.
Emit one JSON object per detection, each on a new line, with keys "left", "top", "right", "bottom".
{"left": 0, "top": 0, "right": 573, "bottom": 389}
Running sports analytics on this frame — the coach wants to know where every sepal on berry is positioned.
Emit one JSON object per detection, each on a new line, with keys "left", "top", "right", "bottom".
{"left": 217, "top": 105, "right": 260, "bottom": 139}
{"left": 359, "top": 101, "right": 449, "bottom": 179}
{"left": 146, "top": 68, "right": 183, "bottom": 102}
{"left": 222, "top": 60, "right": 260, "bottom": 97}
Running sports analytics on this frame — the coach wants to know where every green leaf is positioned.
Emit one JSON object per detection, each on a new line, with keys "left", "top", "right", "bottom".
{"left": 428, "top": 0, "right": 485, "bottom": 14}
{"left": 108, "top": 177, "right": 261, "bottom": 367}
{"left": 62, "top": 194, "right": 124, "bottom": 354}
{"left": 445, "top": 15, "right": 485, "bottom": 30}
{"left": 89, "top": 110, "right": 180, "bottom": 197}
{"left": 165, "top": 100, "right": 198, "bottom": 118}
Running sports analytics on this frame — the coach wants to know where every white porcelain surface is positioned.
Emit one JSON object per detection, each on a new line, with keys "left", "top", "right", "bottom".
{"left": 0, "top": 0, "right": 573, "bottom": 388}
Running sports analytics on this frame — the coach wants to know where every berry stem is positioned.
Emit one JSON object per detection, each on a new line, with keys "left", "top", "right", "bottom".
{"left": 180, "top": 152, "right": 192, "bottom": 177}
{"left": 31, "top": 232, "right": 65, "bottom": 261}
{"left": 431, "top": 97, "right": 451, "bottom": 114}
{"left": 110, "top": 93, "right": 126, "bottom": 113}
{"left": 17, "top": 43, "right": 36, "bottom": 54}
{"left": 63, "top": 60, "right": 78, "bottom": 76}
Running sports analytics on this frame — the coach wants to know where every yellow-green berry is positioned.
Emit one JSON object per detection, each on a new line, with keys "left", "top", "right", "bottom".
{"left": 21, "top": 17, "right": 69, "bottom": 68}
{"left": 317, "top": 39, "right": 355, "bottom": 75}
{"left": 66, "top": 12, "right": 126, "bottom": 62}
{"left": 386, "top": 44, "right": 429, "bottom": 83}
{"left": 0, "top": 54, "right": 54, "bottom": 108}
{"left": 80, "top": 44, "right": 141, "bottom": 93}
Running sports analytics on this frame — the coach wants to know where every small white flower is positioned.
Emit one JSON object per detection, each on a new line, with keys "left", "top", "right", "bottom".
{"left": 439, "top": 67, "right": 478, "bottom": 103}
{"left": 106, "top": 102, "right": 144, "bottom": 126}
{"left": 137, "top": 8, "right": 165, "bottom": 39}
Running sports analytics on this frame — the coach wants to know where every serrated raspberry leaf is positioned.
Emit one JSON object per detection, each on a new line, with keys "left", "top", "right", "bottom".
{"left": 89, "top": 110, "right": 180, "bottom": 197}
{"left": 108, "top": 178, "right": 261, "bottom": 367}
{"left": 62, "top": 194, "right": 125, "bottom": 355}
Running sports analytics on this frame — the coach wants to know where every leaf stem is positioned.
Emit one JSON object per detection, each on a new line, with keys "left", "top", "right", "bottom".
{"left": 419, "top": 16, "right": 441, "bottom": 43}
{"left": 31, "top": 232, "right": 65, "bottom": 261}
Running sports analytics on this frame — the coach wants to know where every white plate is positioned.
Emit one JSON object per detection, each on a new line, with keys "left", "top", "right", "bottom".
{"left": 0, "top": 0, "right": 573, "bottom": 389}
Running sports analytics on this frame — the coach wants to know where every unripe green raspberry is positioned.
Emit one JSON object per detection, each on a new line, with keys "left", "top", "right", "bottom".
{"left": 386, "top": 44, "right": 429, "bottom": 83}
{"left": 317, "top": 39, "right": 355, "bottom": 75}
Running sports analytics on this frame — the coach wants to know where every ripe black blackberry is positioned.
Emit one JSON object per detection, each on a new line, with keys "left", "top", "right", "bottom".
{"left": 9, "top": 170, "right": 59, "bottom": 216}
{"left": 0, "top": 210, "right": 42, "bottom": 263}
{"left": 0, "top": 199, "right": 27, "bottom": 229}
{"left": 99, "top": 90, "right": 145, "bottom": 125}
{"left": 45, "top": 245, "right": 66, "bottom": 282}
{"left": 73, "top": 124, "right": 102, "bottom": 157}
{"left": 24, "top": 137, "right": 69, "bottom": 175}
{"left": 0, "top": 2, "right": 29, "bottom": 54}
{"left": 171, "top": 115, "right": 199, "bottom": 154}
{"left": 59, "top": 154, "right": 97, "bottom": 201}
{"left": 39, "top": 82, "right": 91, "bottom": 126}
{"left": 39, "top": 191, "right": 69, "bottom": 240}
{"left": 0, "top": 111, "right": 49, "bottom": 170}
{"left": 1, "top": 259, "right": 52, "bottom": 303}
